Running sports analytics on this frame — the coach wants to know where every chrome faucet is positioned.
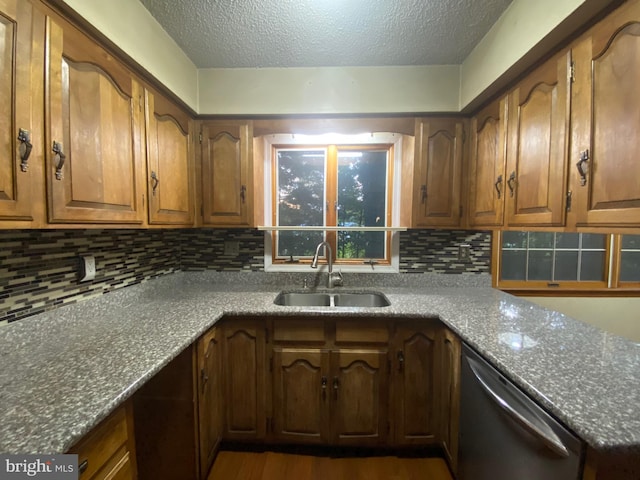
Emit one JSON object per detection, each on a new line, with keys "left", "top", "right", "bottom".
{"left": 311, "top": 241, "right": 343, "bottom": 288}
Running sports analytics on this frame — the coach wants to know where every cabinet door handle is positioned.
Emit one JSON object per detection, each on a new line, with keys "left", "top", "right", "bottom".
{"left": 576, "top": 150, "right": 589, "bottom": 186}
{"left": 420, "top": 185, "right": 427, "bottom": 204}
{"left": 321, "top": 376, "right": 327, "bottom": 400}
{"left": 333, "top": 376, "right": 339, "bottom": 399}
{"left": 78, "top": 459, "right": 88, "bottom": 475}
{"left": 397, "top": 350, "right": 405, "bottom": 372}
{"left": 151, "top": 171, "right": 159, "bottom": 196}
{"left": 240, "top": 185, "right": 247, "bottom": 203}
{"left": 507, "top": 171, "right": 516, "bottom": 197}
{"left": 200, "top": 368, "right": 209, "bottom": 393}
{"left": 52, "top": 141, "right": 66, "bottom": 181}
{"left": 494, "top": 175, "right": 503, "bottom": 199}
{"left": 18, "top": 128, "right": 32, "bottom": 172}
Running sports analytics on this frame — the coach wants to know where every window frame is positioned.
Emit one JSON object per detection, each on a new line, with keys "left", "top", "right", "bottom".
{"left": 261, "top": 133, "right": 404, "bottom": 273}
{"left": 492, "top": 231, "right": 640, "bottom": 295}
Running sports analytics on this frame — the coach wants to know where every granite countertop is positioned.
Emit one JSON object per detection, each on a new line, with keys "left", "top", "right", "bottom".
{"left": 0, "top": 271, "right": 638, "bottom": 457}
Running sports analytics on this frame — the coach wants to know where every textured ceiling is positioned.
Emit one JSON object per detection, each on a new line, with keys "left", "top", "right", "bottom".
{"left": 138, "top": 0, "right": 515, "bottom": 68}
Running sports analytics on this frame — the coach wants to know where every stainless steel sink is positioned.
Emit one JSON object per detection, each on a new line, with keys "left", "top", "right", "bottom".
{"left": 274, "top": 292, "right": 332, "bottom": 306}
{"left": 333, "top": 292, "right": 390, "bottom": 307}
{"left": 274, "top": 291, "right": 390, "bottom": 307}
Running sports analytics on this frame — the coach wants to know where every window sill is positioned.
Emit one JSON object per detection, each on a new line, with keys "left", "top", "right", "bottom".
{"left": 264, "top": 263, "right": 400, "bottom": 274}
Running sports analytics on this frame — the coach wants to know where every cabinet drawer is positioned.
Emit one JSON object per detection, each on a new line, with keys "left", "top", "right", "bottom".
{"left": 335, "top": 320, "right": 389, "bottom": 344}
{"left": 273, "top": 319, "right": 326, "bottom": 343}
{"left": 70, "top": 405, "right": 131, "bottom": 480}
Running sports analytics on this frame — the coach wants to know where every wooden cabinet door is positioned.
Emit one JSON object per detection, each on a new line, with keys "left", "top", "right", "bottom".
{"left": 272, "top": 347, "right": 330, "bottom": 444}
{"left": 197, "top": 327, "right": 223, "bottom": 478}
{"left": 145, "top": 89, "right": 194, "bottom": 225}
{"left": 330, "top": 348, "right": 389, "bottom": 446}
{"left": 505, "top": 50, "right": 571, "bottom": 227}
{"left": 571, "top": 1, "right": 640, "bottom": 227}
{"left": 413, "top": 118, "right": 464, "bottom": 227}
{"left": 392, "top": 324, "right": 438, "bottom": 446}
{"left": 45, "top": 16, "right": 144, "bottom": 224}
{"left": 222, "top": 320, "right": 266, "bottom": 441}
{"left": 467, "top": 97, "right": 507, "bottom": 227}
{"left": 0, "top": 0, "right": 38, "bottom": 222}
{"left": 438, "top": 327, "right": 461, "bottom": 474}
{"left": 201, "top": 121, "right": 252, "bottom": 226}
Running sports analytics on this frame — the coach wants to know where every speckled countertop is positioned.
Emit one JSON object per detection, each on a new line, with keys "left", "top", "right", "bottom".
{"left": 0, "top": 271, "right": 638, "bottom": 457}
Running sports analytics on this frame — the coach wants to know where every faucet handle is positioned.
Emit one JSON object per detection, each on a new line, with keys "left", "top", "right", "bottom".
{"left": 330, "top": 269, "right": 343, "bottom": 288}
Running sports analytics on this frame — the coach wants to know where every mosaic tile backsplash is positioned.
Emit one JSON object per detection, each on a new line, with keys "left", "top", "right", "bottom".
{"left": 0, "top": 228, "right": 490, "bottom": 324}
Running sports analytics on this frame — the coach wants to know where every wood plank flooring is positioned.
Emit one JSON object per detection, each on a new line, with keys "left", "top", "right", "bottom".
{"left": 208, "top": 450, "right": 453, "bottom": 480}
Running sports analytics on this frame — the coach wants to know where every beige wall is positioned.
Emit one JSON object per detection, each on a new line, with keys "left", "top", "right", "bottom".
{"left": 460, "top": 0, "right": 585, "bottom": 109}
{"left": 61, "top": 0, "right": 199, "bottom": 110}
{"left": 198, "top": 66, "right": 460, "bottom": 115}
{"left": 528, "top": 297, "right": 640, "bottom": 343}
{"left": 62, "top": 0, "right": 599, "bottom": 114}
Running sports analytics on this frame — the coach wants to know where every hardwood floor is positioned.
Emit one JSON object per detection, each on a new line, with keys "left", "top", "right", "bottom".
{"left": 208, "top": 450, "right": 453, "bottom": 480}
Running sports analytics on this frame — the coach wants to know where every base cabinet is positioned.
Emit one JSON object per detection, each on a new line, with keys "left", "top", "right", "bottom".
{"left": 196, "top": 327, "right": 223, "bottom": 477}
{"left": 69, "top": 402, "right": 138, "bottom": 480}
{"left": 221, "top": 320, "right": 267, "bottom": 441}
{"left": 392, "top": 323, "right": 439, "bottom": 445}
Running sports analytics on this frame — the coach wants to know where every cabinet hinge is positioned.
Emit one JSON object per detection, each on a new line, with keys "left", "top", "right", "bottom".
{"left": 569, "top": 62, "right": 576, "bottom": 83}
{"left": 566, "top": 190, "right": 572, "bottom": 212}
{"left": 199, "top": 132, "right": 203, "bottom": 144}
{"left": 461, "top": 128, "right": 466, "bottom": 144}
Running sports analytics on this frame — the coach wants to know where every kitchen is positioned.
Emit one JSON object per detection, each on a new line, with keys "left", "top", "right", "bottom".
{"left": 1, "top": 0, "right": 639, "bottom": 479}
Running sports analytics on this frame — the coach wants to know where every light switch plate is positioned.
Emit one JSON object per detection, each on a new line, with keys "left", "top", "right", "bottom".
{"left": 458, "top": 244, "right": 471, "bottom": 262}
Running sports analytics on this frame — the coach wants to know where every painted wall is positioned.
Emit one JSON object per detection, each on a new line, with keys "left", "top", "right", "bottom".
{"left": 61, "top": 0, "right": 199, "bottom": 110}
{"left": 62, "top": 0, "right": 600, "bottom": 114}
{"left": 528, "top": 297, "right": 640, "bottom": 343}
{"left": 198, "top": 65, "right": 460, "bottom": 115}
{"left": 460, "top": 0, "right": 585, "bottom": 109}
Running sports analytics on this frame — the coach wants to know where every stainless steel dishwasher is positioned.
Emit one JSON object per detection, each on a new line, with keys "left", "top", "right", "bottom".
{"left": 458, "top": 344, "right": 584, "bottom": 480}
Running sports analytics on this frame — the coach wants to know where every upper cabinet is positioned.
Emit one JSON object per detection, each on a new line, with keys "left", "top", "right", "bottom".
{"left": 0, "top": 0, "right": 41, "bottom": 223}
{"left": 505, "top": 50, "right": 572, "bottom": 227}
{"left": 45, "top": 14, "right": 145, "bottom": 224}
{"left": 467, "top": 97, "right": 507, "bottom": 228}
{"left": 570, "top": 0, "right": 640, "bottom": 228}
{"left": 145, "top": 89, "right": 194, "bottom": 226}
{"left": 411, "top": 118, "right": 464, "bottom": 228}
{"left": 201, "top": 121, "right": 253, "bottom": 227}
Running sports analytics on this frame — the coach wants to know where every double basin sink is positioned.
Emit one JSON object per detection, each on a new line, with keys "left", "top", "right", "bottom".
{"left": 274, "top": 290, "right": 391, "bottom": 308}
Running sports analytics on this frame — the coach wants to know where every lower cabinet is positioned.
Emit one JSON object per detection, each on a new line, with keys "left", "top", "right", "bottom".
{"left": 221, "top": 319, "right": 267, "bottom": 441}
{"left": 69, "top": 401, "right": 137, "bottom": 480}
{"left": 196, "top": 326, "right": 223, "bottom": 477}
{"left": 392, "top": 322, "right": 439, "bottom": 445}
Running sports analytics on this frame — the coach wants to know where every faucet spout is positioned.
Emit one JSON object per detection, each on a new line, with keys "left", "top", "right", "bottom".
{"left": 311, "top": 241, "right": 343, "bottom": 288}
{"left": 311, "top": 241, "right": 332, "bottom": 272}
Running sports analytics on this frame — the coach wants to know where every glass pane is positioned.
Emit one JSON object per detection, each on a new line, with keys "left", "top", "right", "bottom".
{"left": 580, "top": 251, "right": 605, "bottom": 281}
{"left": 338, "top": 231, "right": 385, "bottom": 259}
{"left": 620, "top": 251, "right": 640, "bottom": 282}
{"left": 622, "top": 235, "right": 640, "bottom": 250}
{"left": 276, "top": 149, "right": 325, "bottom": 257}
{"left": 554, "top": 251, "right": 578, "bottom": 281}
{"left": 337, "top": 149, "right": 387, "bottom": 259}
{"left": 501, "top": 251, "right": 527, "bottom": 280}
{"left": 555, "top": 233, "right": 579, "bottom": 249}
{"left": 528, "top": 251, "right": 553, "bottom": 280}
{"left": 502, "top": 231, "right": 527, "bottom": 249}
{"left": 581, "top": 233, "right": 606, "bottom": 250}
{"left": 528, "top": 232, "right": 554, "bottom": 249}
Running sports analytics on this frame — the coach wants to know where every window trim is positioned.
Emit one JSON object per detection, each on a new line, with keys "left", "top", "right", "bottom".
{"left": 492, "top": 231, "right": 640, "bottom": 296}
{"left": 261, "top": 133, "right": 404, "bottom": 273}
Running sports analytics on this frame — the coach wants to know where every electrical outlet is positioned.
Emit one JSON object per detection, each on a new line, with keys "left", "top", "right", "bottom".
{"left": 458, "top": 244, "right": 471, "bottom": 262}
{"left": 80, "top": 255, "right": 96, "bottom": 282}
{"left": 224, "top": 241, "right": 240, "bottom": 256}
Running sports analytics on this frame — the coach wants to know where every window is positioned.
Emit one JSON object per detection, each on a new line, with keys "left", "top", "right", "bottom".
{"left": 262, "top": 133, "right": 403, "bottom": 272}
{"left": 494, "top": 232, "right": 640, "bottom": 293}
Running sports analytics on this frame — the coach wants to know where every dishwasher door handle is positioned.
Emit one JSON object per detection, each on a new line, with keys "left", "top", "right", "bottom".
{"left": 467, "top": 356, "right": 570, "bottom": 458}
